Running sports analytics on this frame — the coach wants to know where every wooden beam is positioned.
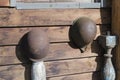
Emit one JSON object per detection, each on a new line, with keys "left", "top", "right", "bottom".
{"left": 112, "top": 0, "right": 120, "bottom": 80}
{"left": 0, "top": 0, "right": 9, "bottom": 6}
{"left": 0, "top": 8, "right": 110, "bottom": 26}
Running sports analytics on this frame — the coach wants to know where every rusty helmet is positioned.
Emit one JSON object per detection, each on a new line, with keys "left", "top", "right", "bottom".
{"left": 70, "top": 17, "right": 97, "bottom": 52}
{"left": 27, "top": 28, "right": 49, "bottom": 61}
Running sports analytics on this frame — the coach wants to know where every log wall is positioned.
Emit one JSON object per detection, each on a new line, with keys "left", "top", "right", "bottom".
{"left": 0, "top": 0, "right": 111, "bottom": 80}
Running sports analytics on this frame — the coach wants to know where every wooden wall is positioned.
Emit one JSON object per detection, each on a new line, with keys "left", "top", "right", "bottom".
{"left": 0, "top": 0, "right": 111, "bottom": 80}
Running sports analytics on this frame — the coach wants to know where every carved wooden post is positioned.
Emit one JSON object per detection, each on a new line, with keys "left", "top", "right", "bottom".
{"left": 98, "top": 32, "right": 116, "bottom": 80}
{"left": 112, "top": 0, "right": 120, "bottom": 80}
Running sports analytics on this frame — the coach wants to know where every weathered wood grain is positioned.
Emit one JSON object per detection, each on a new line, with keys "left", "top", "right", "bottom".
{"left": 0, "top": 42, "right": 103, "bottom": 65}
{"left": 48, "top": 72, "right": 101, "bottom": 80}
{"left": 0, "top": 8, "right": 110, "bottom": 27}
{"left": 0, "top": 71, "right": 101, "bottom": 80}
{"left": 46, "top": 57, "right": 101, "bottom": 77}
{"left": 0, "top": 0, "right": 9, "bottom": 6}
{"left": 31, "top": 61, "right": 46, "bottom": 80}
{"left": 112, "top": 0, "right": 120, "bottom": 80}
{"left": 0, "top": 25, "right": 110, "bottom": 45}
{"left": 0, "top": 57, "right": 102, "bottom": 78}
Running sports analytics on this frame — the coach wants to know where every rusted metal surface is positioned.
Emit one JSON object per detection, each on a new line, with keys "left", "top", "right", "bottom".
{"left": 0, "top": 0, "right": 9, "bottom": 6}
{"left": 70, "top": 17, "right": 97, "bottom": 52}
{"left": 98, "top": 32, "right": 116, "bottom": 80}
{"left": 27, "top": 28, "right": 49, "bottom": 61}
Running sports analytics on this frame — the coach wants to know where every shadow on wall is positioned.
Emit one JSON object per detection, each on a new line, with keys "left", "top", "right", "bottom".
{"left": 68, "top": 5, "right": 111, "bottom": 80}
{"left": 16, "top": 28, "right": 106, "bottom": 80}
{"left": 69, "top": 26, "right": 104, "bottom": 80}
{"left": 15, "top": 3, "right": 111, "bottom": 80}
{"left": 99, "top": 3, "right": 112, "bottom": 79}
{"left": 16, "top": 33, "right": 32, "bottom": 80}
{"left": 93, "top": 6, "right": 111, "bottom": 80}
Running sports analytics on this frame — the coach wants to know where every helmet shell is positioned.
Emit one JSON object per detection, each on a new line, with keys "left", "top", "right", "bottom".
{"left": 70, "top": 17, "right": 97, "bottom": 48}
{"left": 27, "top": 28, "right": 49, "bottom": 61}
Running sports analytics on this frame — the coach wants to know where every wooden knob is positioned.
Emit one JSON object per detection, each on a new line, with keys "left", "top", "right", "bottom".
{"left": 27, "top": 28, "right": 49, "bottom": 61}
{"left": 70, "top": 17, "right": 97, "bottom": 52}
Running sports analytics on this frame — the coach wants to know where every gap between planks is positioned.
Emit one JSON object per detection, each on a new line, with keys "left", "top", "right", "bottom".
{"left": 47, "top": 71, "right": 101, "bottom": 80}
{"left": 0, "top": 8, "right": 111, "bottom": 26}
{"left": 0, "top": 41, "right": 104, "bottom": 65}
{"left": 0, "top": 25, "right": 110, "bottom": 45}
{"left": 0, "top": 57, "right": 103, "bottom": 78}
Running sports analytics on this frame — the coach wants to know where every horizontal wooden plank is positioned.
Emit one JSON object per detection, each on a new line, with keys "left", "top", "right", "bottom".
{"left": 0, "top": 8, "right": 110, "bottom": 27}
{"left": 0, "top": 0, "right": 9, "bottom": 6}
{"left": 0, "top": 57, "right": 102, "bottom": 78}
{"left": 0, "top": 25, "right": 110, "bottom": 45}
{"left": 46, "top": 57, "right": 101, "bottom": 77}
{"left": 48, "top": 72, "right": 101, "bottom": 80}
{"left": 0, "top": 42, "right": 103, "bottom": 65}
{"left": 0, "top": 71, "right": 101, "bottom": 80}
